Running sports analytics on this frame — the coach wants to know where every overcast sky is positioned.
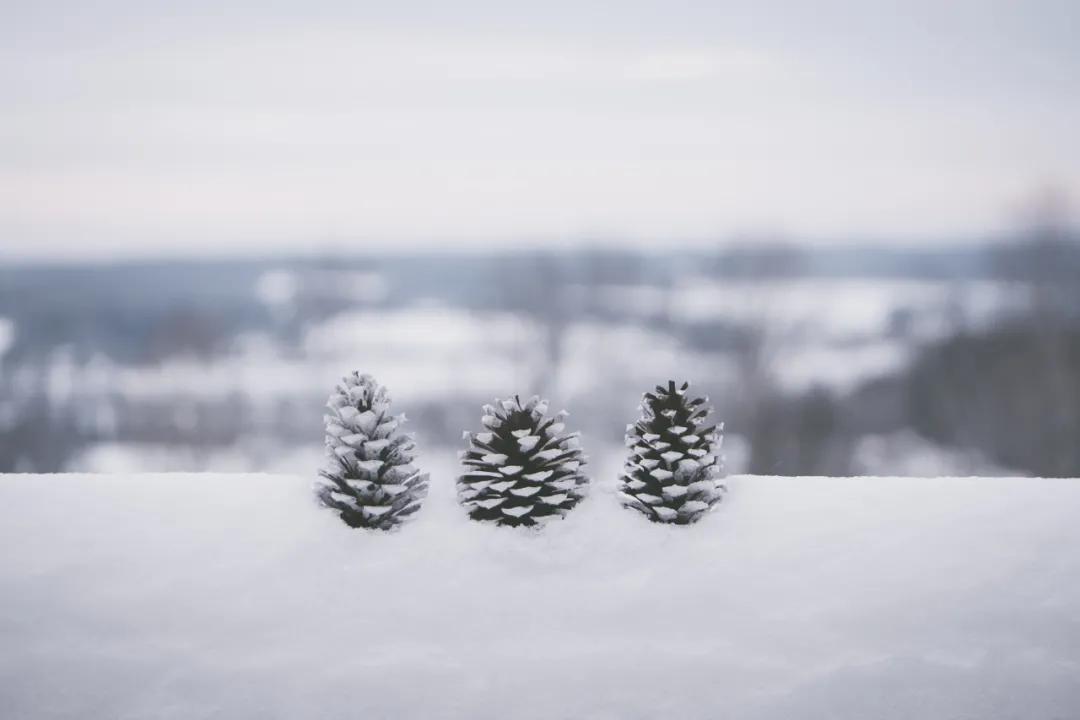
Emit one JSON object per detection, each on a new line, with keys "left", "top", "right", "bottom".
{"left": 2, "top": 0, "right": 1078, "bottom": 259}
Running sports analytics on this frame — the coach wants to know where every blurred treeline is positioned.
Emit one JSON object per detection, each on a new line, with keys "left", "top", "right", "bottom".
{"left": 1, "top": 223, "right": 1078, "bottom": 477}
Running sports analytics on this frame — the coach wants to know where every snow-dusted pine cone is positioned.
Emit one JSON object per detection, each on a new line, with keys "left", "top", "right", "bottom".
{"left": 317, "top": 372, "right": 429, "bottom": 529}
{"left": 458, "top": 395, "right": 588, "bottom": 527}
{"left": 618, "top": 380, "right": 725, "bottom": 524}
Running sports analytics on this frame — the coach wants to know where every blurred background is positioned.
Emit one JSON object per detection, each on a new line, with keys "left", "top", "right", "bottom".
{"left": 2, "top": 1, "right": 1079, "bottom": 477}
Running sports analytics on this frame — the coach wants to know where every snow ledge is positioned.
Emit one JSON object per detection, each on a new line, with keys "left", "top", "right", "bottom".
{"left": 2, "top": 473, "right": 1078, "bottom": 719}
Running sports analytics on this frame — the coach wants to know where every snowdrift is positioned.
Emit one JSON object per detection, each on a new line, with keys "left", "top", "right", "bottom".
{"left": 2, "top": 472, "right": 1079, "bottom": 719}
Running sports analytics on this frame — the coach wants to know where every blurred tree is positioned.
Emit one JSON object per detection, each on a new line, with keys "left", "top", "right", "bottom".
{"left": 747, "top": 387, "right": 849, "bottom": 476}
{"left": 491, "top": 252, "right": 572, "bottom": 394}
{"left": 147, "top": 307, "right": 225, "bottom": 361}
{"left": 710, "top": 241, "right": 853, "bottom": 475}
{"left": 911, "top": 187, "right": 1080, "bottom": 476}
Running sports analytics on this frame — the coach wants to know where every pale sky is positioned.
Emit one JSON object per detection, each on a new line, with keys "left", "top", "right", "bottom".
{"left": 2, "top": 0, "right": 1078, "bottom": 259}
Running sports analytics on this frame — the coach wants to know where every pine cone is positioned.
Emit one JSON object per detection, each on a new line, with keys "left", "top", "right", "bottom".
{"left": 618, "top": 380, "right": 725, "bottom": 524}
{"left": 458, "top": 395, "right": 588, "bottom": 527}
{"left": 317, "top": 372, "right": 429, "bottom": 529}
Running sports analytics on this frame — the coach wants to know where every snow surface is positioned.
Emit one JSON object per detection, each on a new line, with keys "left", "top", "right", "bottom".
{"left": 2, "top": 471, "right": 1079, "bottom": 719}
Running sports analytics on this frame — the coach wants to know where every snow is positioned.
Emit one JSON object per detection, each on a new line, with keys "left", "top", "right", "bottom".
{"left": 31, "top": 305, "right": 534, "bottom": 412}
{"left": 594, "top": 278, "right": 1029, "bottom": 342}
{"left": 666, "top": 278, "right": 1025, "bottom": 342}
{"left": 2, "top": 470, "right": 1079, "bottom": 719}
{"left": 555, "top": 322, "right": 731, "bottom": 401}
{"left": 68, "top": 441, "right": 319, "bottom": 474}
{"left": 254, "top": 270, "right": 299, "bottom": 306}
{"left": 0, "top": 316, "right": 14, "bottom": 360}
{"left": 774, "top": 339, "right": 911, "bottom": 394}
{"left": 303, "top": 307, "right": 536, "bottom": 400}
{"left": 255, "top": 269, "right": 389, "bottom": 307}
{"left": 585, "top": 279, "right": 1031, "bottom": 396}
{"left": 851, "top": 430, "right": 1019, "bottom": 477}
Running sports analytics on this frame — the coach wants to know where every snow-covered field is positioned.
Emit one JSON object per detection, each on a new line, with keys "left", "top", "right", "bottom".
{"left": 2, "top": 470, "right": 1079, "bottom": 719}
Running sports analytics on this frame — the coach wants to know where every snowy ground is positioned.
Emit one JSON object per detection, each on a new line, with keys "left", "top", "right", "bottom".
{"left": 2, "top": 470, "right": 1079, "bottom": 719}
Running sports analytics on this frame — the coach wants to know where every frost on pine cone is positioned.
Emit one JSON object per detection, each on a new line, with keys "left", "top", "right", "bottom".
{"left": 317, "top": 372, "right": 429, "bottom": 530}
{"left": 458, "top": 395, "right": 588, "bottom": 527}
{"left": 618, "top": 380, "right": 725, "bottom": 524}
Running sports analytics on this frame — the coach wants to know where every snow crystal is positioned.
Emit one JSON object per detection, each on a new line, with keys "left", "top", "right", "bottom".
{"left": 364, "top": 439, "right": 391, "bottom": 454}
{"left": 653, "top": 506, "right": 678, "bottom": 521}
{"left": 680, "top": 500, "right": 710, "bottom": 513}
{"left": 355, "top": 460, "right": 382, "bottom": 474}
{"left": 677, "top": 459, "right": 702, "bottom": 474}
{"left": 353, "top": 410, "right": 378, "bottom": 434}
{"left": 373, "top": 419, "right": 399, "bottom": 438}
{"left": 517, "top": 436, "right": 541, "bottom": 451}
{"left": 538, "top": 493, "right": 569, "bottom": 505}
{"left": 685, "top": 479, "right": 713, "bottom": 495}
{"left": 327, "top": 490, "right": 359, "bottom": 508}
